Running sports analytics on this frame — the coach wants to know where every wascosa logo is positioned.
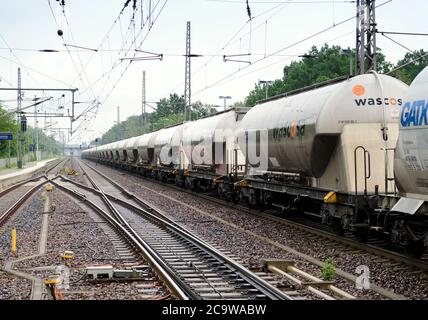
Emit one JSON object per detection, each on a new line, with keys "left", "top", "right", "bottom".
{"left": 273, "top": 120, "right": 305, "bottom": 140}
{"left": 352, "top": 84, "right": 402, "bottom": 106}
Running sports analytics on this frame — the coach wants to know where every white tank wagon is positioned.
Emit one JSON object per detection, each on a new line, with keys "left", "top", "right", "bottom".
{"left": 112, "top": 139, "right": 129, "bottom": 164}
{"left": 385, "top": 66, "right": 428, "bottom": 255}
{"left": 123, "top": 136, "right": 139, "bottom": 163}
{"left": 394, "top": 66, "right": 428, "bottom": 201}
{"left": 153, "top": 124, "right": 184, "bottom": 168}
{"left": 134, "top": 131, "right": 159, "bottom": 166}
{"left": 116, "top": 138, "right": 130, "bottom": 163}
{"left": 104, "top": 142, "right": 115, "bottom": 161}
{"left": 106, "top": 141, "right": 120, "bottom": 163}
{"left": 183, "top": 108, "right": 247, "bottom": 175}
{"left": 80, "top": 72, "right": 428, "bottom": 255}
{"left": 236, "top": 73, "right": 409, "bottom": 243}
{"left": 181, "top": 108, "right": 248, "bottom": 193}
{"left": 239, "top": 73, "right": 407, "bottom": 194}
{"left": 96, "top": 144, "right": 106, "bottom": 160}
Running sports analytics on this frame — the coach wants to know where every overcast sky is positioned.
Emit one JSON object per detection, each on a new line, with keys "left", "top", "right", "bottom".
{"left": 0, "top": 0, "right": 427, "bottom": 144}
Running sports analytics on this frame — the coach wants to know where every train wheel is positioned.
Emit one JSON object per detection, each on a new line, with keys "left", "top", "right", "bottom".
{"left": 354, "top": 227, "right": 369, "bottom": 243}
{"left": 407, "top": 240, "right": 426, "bottom": 258}
{"left": 332, "top": 218, "right": 345, "bottom": 236}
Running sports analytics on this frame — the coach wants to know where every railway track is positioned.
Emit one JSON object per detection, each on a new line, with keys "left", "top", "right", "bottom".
{"left": 189, "top": 192, "right": 428, "bottom": 270}
{"left": 85, "top": 160, "right": 428, "bottom": 272}
{"left": 0, "top": 158, "right": 68, "bottom": 227}
{"left": 0, "top": 158, "right": 66, "bottom": 198}
{"left": 58, "top": 158, "right": 291, "bottom": 300}
{"left": 80, "top": 159, "right": 428, "bottom": 299}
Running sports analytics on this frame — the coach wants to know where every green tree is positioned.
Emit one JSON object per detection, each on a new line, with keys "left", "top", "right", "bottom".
{"left": 94, "top": 94, "right": 219, "bottom": 145}
{"left": 0, "top": 105, "right": 61, "bottom": 159}
{"left": 0, "top": 105, "right": 18, "bottom": 158}
{"left": 155, "top": 93, "right": 185, "bottom": 120}
{"left": 245, "top": 44, "right": 392, "bottom": 107}
{"left": 390, "top": 49, "right": 428, "bottom": 85}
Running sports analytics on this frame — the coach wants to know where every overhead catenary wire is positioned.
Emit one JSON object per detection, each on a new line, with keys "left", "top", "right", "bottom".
{"left": 207, "top": 0, "right": 355, "bottom": 3}
{"left": 0, "top": 32, "right": 42, "bottom": 87}
{"left": 380, "top": 33, "right": 418, "bottom": 55}
{"left": 47, "top": 0, "right": 95, "bottom": 102}
{"left": 80, "top": 2, "right": 155, "bottom": 100}
{"left": 386, "top": 51, "right": 428, "bottom": 76}
{"left": 61, "top": 4, "right": 98, "bottom": 100}
{"left": 93, "top": 0, "right": 165, "bottom": 101}
{"left": 192, "top": 0, "right": 392, "bottom": 97}
{"left": 221, "top": 29, "right": 355, "bottom": 87}
{"left": 161, "top": 0, "right": 293, "bottom": 97}
{"left": 71, "top": 0, "right": 169, "bottom": 138}
{"left": 57, "top": 1, "right": 157, "bottom": 136}
{"left": 0, "top": 54, "right": 74, "bottom": 87}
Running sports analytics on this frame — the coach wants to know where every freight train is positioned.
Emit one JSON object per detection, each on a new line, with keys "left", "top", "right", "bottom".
{"left": 82, "top": 69, "right": 428, "bottom": 257}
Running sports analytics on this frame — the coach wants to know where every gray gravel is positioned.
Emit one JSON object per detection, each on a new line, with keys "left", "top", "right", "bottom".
{"left": 1, "top": 179, "right": 167, "bottom": 300}
{"left": 0, "top": 185, "right": 34, "bottom": 218}
{"left": 0, "top": 189, "right": 44, "bottom": 299}
{"left": 88, "top": 161, "right": 428, "bottom": 300}
{"left": 0, "top": 190, "right": 43, "bottom": 260}
{"left": 14, "top": 188, "right": 166, "bottom": 300}
{"left": 0, "top": 271, "right": 32, "bottom": 300}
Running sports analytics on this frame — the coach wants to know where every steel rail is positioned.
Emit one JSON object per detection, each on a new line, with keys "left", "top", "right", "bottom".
{"left": 83, "top": 160, "right": 428, "bottom": 272}
{"left": 59, "top": 174, "right": 291, "bottom": 300}
{"left": 0, "top": 179, "right": 51, "bottom": 226}
{"left": 0, "top": 175, "right": 45, "bottom": 198}
{"left": 50, "top": 179, "right": 192, "bottom": 300}
{"left": 44, "top": 158, "right": 69, "bottom": 175}
{"left": 75, "top": 161, "right": 126, "bottom": 225}
{"left": 70, "top": 161, "right": 291, "bottom": 300}
{"left": 0, "top": 158, "right": 65, "bottom": 199}
{"left": 168, "top": 184, "right": 428, "bottom": 271}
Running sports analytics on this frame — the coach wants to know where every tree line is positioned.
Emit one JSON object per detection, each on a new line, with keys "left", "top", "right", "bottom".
{"left": 89, "top": 44, "right": 427, "bottom": 146}
{"left": 245, "top": 45, "right": 428, "bottom": 107}
{"left": 0, "top": 106, "right": 60, "bottom": 160}
{"left": 94, "top": 94, "right": 217, "bottom": 145}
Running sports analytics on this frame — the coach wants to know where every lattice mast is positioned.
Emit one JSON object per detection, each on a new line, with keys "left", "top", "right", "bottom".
{"left": 356, "top": 0, "right": 377, "bottom": 74}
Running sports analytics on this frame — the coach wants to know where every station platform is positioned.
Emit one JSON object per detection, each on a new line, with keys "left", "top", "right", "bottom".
{"left": 0, "top": 158, "right": 57, "bottom": 189}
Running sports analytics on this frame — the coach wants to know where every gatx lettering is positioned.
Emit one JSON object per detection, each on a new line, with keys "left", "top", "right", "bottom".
{"left": 400, "top": 100, "right": 428, "bottom": 127}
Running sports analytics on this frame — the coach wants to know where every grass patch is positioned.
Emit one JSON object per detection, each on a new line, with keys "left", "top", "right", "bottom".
{"left": 321, "top": 258, "right": 336, "bottom": 281}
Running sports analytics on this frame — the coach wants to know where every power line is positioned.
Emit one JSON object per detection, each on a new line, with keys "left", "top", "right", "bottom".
{"left": 66, "top": 3, "right": 138, "bottom": 91}
{"left": 378, "top": 31, "right": 428, "bottom": 37}
{"left": 62, "top": 9, "right": 97, "bottom": 101}
{"left": 380, "top": 33, "right": 416, "bottom": 55}
{"left": 0, "top": 54, "right": 74, "bottom": 87}
{"left": 0, "top": 32, "right": 42, "bottom": 87}
{"left": 47, "top": 0, "right": 96, "bottom": 102}
{"left": 72, "top": 0, "right": 169, "bottom": 136}
{"left": 192, "top": 0, "right": 392, "bottom": 97}
{"left": 81, "top": 0, "right": 166, "bottom": 99}
{"left": 83, "top": 3, "right": 152, "bottom": 100}
{"left": 52, "top": 0, "right": 146, "bottom": 130}
{"left": 220, "top": 30, "right": 355, "bottom": 87}
{"left": 207, "top": 0, "right": 355, "bottom": 3}
{"left": 386, "top": 52, "right": 428, "bottom": 75}
{"left": 161, "top": 0, "right": 293, "bottom": 97}
{"left": 0, "top": 47, "right": 303, "bottom": 58}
